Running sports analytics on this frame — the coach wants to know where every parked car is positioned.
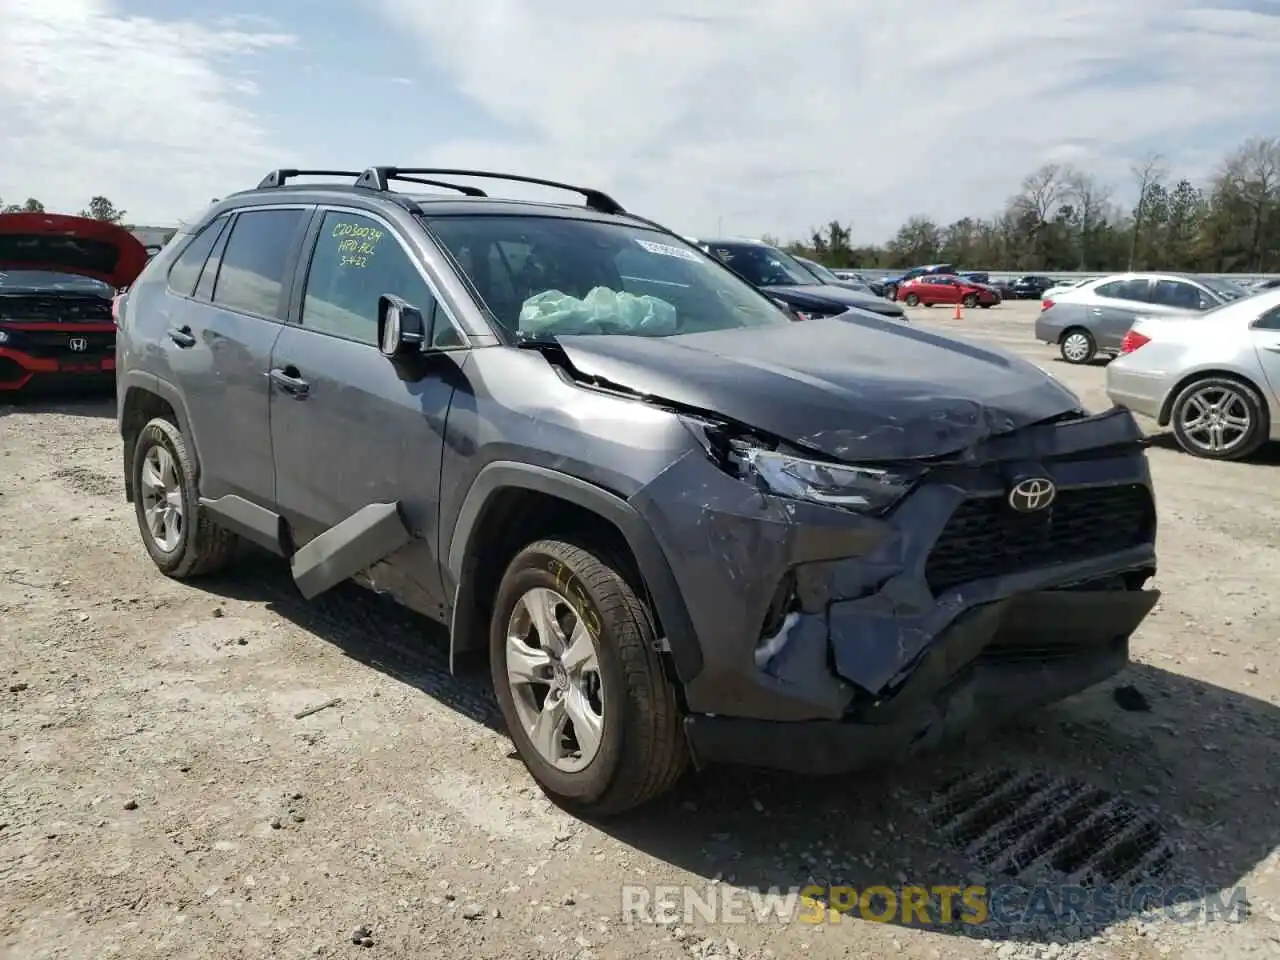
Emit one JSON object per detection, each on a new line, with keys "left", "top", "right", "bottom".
{"left": 832, "top": 270, "right": 887, "bottom": 297}
{"left": 0, "top": 212, "right": 147, "bottom": 392}
{"left": 793, "top": 255, "right": 875, "bottom": 295}
{"left": 880, "top": 263, "right": 955, "bottom": 301}
{"left": 961, "top": 272, "right": 990, "bottom": 284}
{"left": 1249, "top": 277, "right": 1280, "bottom": 292}
{"left": 1035, "top": 273, "right": 1248, "bottom": 365}
{"left": 115, "top": 165, "right": 1159, "bottom": 816}
{"left": 1106, "top": 287, "right": 1280, "bottom": 461}
{"left": 691, "top": 238, "right": 907, "bottom": 321}
{"left": 1041, "top": 278, "right": 1091, "bottom": 300}
{"left": 895, "top": 274, "right": 1001, "bottom": 309}
{"left": 1008, "top": 275, "right": 1057, "bottom": 299}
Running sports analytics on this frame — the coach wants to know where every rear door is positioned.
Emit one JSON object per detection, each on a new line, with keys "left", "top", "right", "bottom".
{"left": 267, "top": 206, "right": 467, "bottom": 616}
{"left": 166, "top": 205, "right": 309, "bottom": 506}
{"left": 1148, "top": 278, "right": 1215, "bottom": 315}
{"left": 1087, "top": 278, "right": 1152, "bottom": 350}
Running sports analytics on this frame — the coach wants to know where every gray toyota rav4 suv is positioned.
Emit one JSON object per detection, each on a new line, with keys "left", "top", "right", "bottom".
{"left": 116, "top": 167, "right": 1161, "bottom": 816}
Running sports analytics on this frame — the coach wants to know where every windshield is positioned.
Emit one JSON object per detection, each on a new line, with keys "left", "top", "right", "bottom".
{"left": 424, "top": 216, "right": 792, "bottom": 339}
{"left": 0, "top": 270, "right": 113, "bottom": 294}
{"left": 706, "top": 243, "right": 815, "bottom": 286}
{"left": 1200, "top": 276, "right": 1249, "bottom": 301}
{"left": 799, "top": 259, "right": 840, "bottom": 283}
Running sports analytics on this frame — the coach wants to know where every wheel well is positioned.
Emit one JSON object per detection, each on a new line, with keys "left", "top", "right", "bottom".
{"left": 1157, "top": 369, "right": 1272, "bottom": 428}
{"left": 1058, "top": 325, "right": 1092, "bottom": 343}
{"left": 120, "top": 388, "right": 178, "bottom": 502}
{"left": 452, "top": 487, "right": 665, "bottom": 667}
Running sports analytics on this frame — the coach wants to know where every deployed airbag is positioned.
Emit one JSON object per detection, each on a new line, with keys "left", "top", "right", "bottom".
{"left": 518, "top": 286, "right": 677, "bottom": 336}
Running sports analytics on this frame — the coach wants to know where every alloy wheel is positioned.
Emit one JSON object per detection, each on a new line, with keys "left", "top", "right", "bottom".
{"left": 1179, "top": 385, "right": 1252, "bottom": 455}
{"left": 139, "top": 445, "right": 184, "bottom": 553}
{"left": 505, "top": 586, "right": 605, "bottom": 773}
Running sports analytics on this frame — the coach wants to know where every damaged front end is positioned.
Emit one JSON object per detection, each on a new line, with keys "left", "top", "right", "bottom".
{"left": 630, "top": 404, "right": 1159, "bottom": 776}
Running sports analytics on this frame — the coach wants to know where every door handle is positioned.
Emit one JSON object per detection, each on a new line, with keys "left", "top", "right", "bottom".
{"left": 269, "top": 367, "right": 310, "bottom": 398}
{"left": 167, "top": 325, "right": 196, "bottom": 348}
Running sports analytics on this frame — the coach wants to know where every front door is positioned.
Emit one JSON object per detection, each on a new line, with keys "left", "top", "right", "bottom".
{"left": 267, "top": 207, "right": 467, "bottom": 617}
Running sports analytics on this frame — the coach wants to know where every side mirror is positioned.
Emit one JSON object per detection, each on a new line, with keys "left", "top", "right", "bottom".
{"left": 377, "top": 294, "right": 432, "bottom": 359}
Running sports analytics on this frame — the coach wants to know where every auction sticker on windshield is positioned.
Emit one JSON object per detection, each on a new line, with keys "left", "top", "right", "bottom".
{"left": 634, "top": 238, "right": 701, "bottom": 262}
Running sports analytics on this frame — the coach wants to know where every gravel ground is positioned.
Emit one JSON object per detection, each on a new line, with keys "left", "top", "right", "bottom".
{"left": 2, "top": 300, "right": 1279, "bottom": 959}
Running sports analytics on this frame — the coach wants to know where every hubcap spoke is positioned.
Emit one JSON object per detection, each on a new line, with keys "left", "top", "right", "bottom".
{"left": 140, "top": 445, "right": 185, "bottom": 553}
{"left": 563, "top": 688, "right": 603, "bottom": 760}
{"left": 506, "top": 632, "right": 552, "bottom": 686}
{"left": 561, "top": 621, "right": 598, "bottom": 676}
{"left": 529, "top": 691, "right": 568, "bottom": 760}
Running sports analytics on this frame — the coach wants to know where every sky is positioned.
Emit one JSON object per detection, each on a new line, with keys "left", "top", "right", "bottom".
{"left": 1, "top": 0, "right": 1278, "bottom": 244}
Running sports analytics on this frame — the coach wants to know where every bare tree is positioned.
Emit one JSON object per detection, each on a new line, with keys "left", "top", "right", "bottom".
{"left": 1065, "top": 167, "right": 1112, "bottom": 269}
{"left": 1219, "top": 137, "right": 1280, "bottom": 270}
{"left": 1129, "top": 152, "right": 1168, "bottom": 270}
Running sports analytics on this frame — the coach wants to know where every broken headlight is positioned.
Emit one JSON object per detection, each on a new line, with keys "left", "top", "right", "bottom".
{"left": 682, "top": 417, "right": 919, "bottom": 513}
{"left": 734, "top": 446, "right": 914, "bottom": 512}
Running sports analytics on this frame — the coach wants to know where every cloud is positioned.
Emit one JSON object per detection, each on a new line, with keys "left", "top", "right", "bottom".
{"left": 377, "top": 0, "right": 1280, "bottom": 242}
{"left": 0, "top": 0, "right": 292, "bottom": 224}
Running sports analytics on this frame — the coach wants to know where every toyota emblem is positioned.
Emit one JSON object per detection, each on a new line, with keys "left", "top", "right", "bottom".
{"left": 68, "top": 337, "right": 88, "bottom": 352}
{"left": 1008, "top": 477, "right": 1056, "bottom": 512}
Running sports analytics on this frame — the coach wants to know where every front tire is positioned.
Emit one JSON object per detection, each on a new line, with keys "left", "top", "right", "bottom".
{"left": 490, "top": 539, "right": 687, "bottom": 817}
{"left": 131, "top": 417, "right": 238, "bottom": 577}
{"left": 1170, "top": 376, "right": 1268, "bottom": 461}
{"left": 962, "top": 293, "right": 979, "bottom": 309}
{"left": 1059, "top": 328, "right": 1097, "bottom": 364}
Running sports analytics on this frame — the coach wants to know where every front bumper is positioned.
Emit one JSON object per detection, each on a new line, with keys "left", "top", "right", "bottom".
{"left": 0, "top": 348, "right": 115, "bottom": 391}
{"left": 633, "top": 407, "right": 1158, "bottom": 725}
{"left": 685, "top": 586, "right": 1151, "bottom": 774}
{"left": 0, "top": 324, "right": 117, "bottom": 391}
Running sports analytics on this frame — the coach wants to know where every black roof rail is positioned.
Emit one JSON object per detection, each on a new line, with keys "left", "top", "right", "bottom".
{"left": 385, "top": 174, "right": 488, "bottom": 197}
{"left": 256, "top": 168, "right": 364, "bottom": 189}
{"left": 354, "top": 167, "right": 625, "bottom": 214}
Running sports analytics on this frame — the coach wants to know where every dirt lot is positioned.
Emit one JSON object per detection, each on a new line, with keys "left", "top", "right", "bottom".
{"left": 3, "top": 300, "right": 1279, "bottom": 960}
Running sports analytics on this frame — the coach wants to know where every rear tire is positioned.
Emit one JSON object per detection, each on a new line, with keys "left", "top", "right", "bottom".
{"left": 131, "top": 417, "right": 238, "bottom": 578}
{"left": 1170, "top": 376, "right": 1268, "bottom": 461}
{"left": 1059, "top": 328, "right": 1097, "bottom": 364}
{"left": 904, "top": 293, "right": 919, "bottom": 307}
{"left": 490, "top": 539, "right": 688, "bottom": 817}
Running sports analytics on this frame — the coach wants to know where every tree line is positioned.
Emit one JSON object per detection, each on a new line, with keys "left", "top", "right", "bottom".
{"left": 0, "top": 195, "right": 129, "bottom": 225}
{"left": 771, "top": 135, "right": 1280, "bottom": 274}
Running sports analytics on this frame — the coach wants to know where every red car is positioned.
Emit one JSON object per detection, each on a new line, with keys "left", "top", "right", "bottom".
{"left": 0, "top": 213, "right": 147, "bottom": 392}
{"left": 894, "top": 274, "right": 1000, "bottom": 309}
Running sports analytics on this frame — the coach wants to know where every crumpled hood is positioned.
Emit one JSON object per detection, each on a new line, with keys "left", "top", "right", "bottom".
{"left": 766, "top": 282, "right": 897, "bottom": 312}
{"left": 556, "top": 314, "right": 1083, "bottom": 461}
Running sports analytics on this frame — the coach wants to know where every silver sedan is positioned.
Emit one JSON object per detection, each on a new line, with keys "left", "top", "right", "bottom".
{"left": 1035, "top": 273, "right": 1250, "bottom": 365}
{"left": 1105, "top": 288, "right": 1280, "bottom": 460}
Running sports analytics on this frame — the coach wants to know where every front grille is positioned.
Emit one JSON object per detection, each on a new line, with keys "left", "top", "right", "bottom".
{"left": 8, "top": 330, "right": 115, "bottom": 359}
{"left": 925, "top": 484, "right": 1154, "bottom": 593}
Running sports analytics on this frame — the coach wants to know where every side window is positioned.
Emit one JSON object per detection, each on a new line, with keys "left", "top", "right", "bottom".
{"left": 1096, "top": 279, "right": 1149, "bottom": 303}
{"left": 193, "top": 216, "right": 233, "bottom": 302}
{"left": 211, "top": 209, "right": 306, "bottom": 318}
{"left": 301, "top": 211, "right": 462, "bottom": 348}
{"left": 1253, "top": 305, "right": 1280, "bottom": 330}
{"left": 1150, "top": 280, "right": 1205, "bottom": 310}
{"left": 166, "top": 217, "right": 228, "bottom": 297}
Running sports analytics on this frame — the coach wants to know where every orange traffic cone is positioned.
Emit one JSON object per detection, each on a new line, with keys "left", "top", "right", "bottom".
{"left": 953, "top": 299, "right": 963, "bottom": 320}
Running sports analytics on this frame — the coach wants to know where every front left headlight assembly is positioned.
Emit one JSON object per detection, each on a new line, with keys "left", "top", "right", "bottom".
{"left": 734, "top": 444, "right": 916, "bottom": 513}
{"left": 682, "top": 417, "right": 919, "bottom": 514}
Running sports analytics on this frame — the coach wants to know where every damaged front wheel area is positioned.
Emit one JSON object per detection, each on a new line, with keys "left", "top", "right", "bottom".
{"left": 489, "top": 539, "right": 688, "bottom": 816}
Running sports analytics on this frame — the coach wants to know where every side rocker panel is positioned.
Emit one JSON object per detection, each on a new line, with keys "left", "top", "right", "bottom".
{"left": 445, "top": 461, "right": 703, "bottom": 683}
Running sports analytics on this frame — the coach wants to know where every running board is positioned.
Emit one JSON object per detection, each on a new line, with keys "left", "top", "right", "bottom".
{"left": 290, "top": 501, "right": 412, "bottom": 600}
